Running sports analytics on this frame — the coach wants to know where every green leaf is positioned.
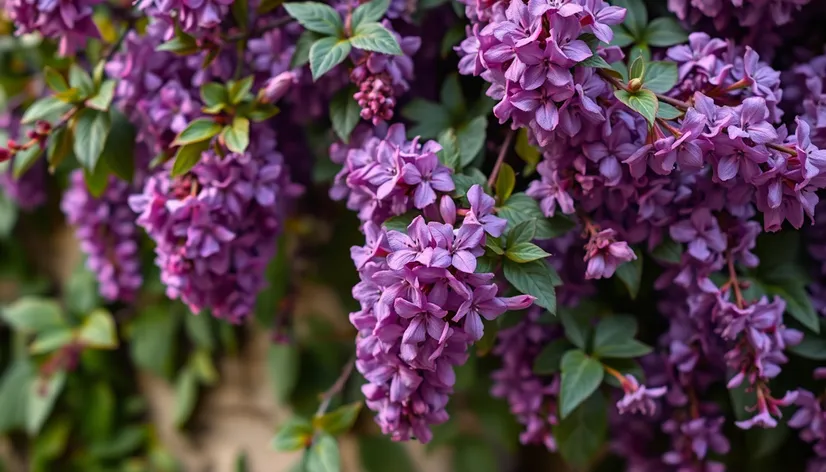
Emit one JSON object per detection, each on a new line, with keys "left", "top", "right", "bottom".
{"left": 553, "top": 390, "right": 607, "bottom": 467}
{"left": 30, "top": 329, "right": 74, "bottom": 354}
{"left": 0, "top": 361, "right": 32, "bottom": 433}
{"left": 172, "top": 118, "right": 222, "bottom": 146}
{"left": 452, "top": 169, "right": 487, "bottom": 198}
{"left": 760, "top": 282, "right": 819, "bottom": 333}
{"left": 306, "top": 433, "right": 340, "bottom": 472}
{"left": 228, "top": 76, "right": 254, "bottom": 105}
{"left": 508, "top": 219, "right": 537, "bottom": 245}
{"left": 609, "top": 25, "right": 635, "bottom": 47}
{"left": 100, "top": 109, "right": 136, "bottom": 182}
{"left": 533, "top": 338, "right": 571, "bottom": 374}
{"left": 330, "top": 87, "right": 361, "bottom": 143}
{"left": 21, "top": 97, "right": 73, "bottom": 124}
{"left": 402, "top": 99, "right": 451, "bottom": 140}
{"left": 503, "top": 258, "right": 558, "bottom": 313}
{"left": 351, "top": 0, "right": 390, "bottom": 30}
{"left": 383, "top": 211, "right": 417, "bottom": 232}
{"left": 497, "top": 193, "right": 564, "bottom": 240}
{"left": 313, "top": 402, "right": 362, "bottom": 436}
{"left": 614, "top": 89, "right": 658, "bottom": 126}
{"left": 629, "top": 43, "right": 651, "bottom": 63}
{"left": 44, "top": 67, "right": 68, "bottom": 92}
{"left": 437, "top": 128, "right": 460, "bottom": 170}
{"left": 89, "top": 426, "right": 146, "bottom": 459}
{"left": 27, "top": 371, "right": 66, "bottom": 436}
{"left": 559, "top": 307, "right": 591, "bottom": 349}
{"left": 257, "top": 0, "right": 285, "bottom": 13}
{"left": 190, "top": 349, "right": 218, "bottom": 385}
{"left": 441, "top": 24, "right": 465, "bottom": 58}
{"left": 643, "top": 61, "right": 678, "bottom": 94}
{"left": 78, "top": 309, "right": 118, "bottom": 349}
{"left": 440, "top": 74, "right": 466, "bottom": 118}
{"left": 73, "top": 108, "right": 111, "bottom": 172}
{"left": 283, "top": 2, "right": 343, "bottom": 36}
{"left": 223, "top": 117, "right": 250, "bottom": 153}
{"left": 559, "top": 349, "right": 604, "bottom": 418}
{"left": 0, "top": 192, "right": 17, "bottom": 238}
{"left": 579, "top": 53, "right": 611, "bottom": 69}
{"left": 46, "top": 126, "right": 73, "bottom": 170}
{"left": 454, "top": 437, "right": 498, "bottom": 472}
{"left": 657, "top": 101, "right": 683, "bottom": 120}
{"left": 789, "top": 332, "right": 826, "bottom": 360}
{"left": 248, "top": 103, "right": 281, "bottom": 122}
{"left": 645, "top": 17, "right": 688, "bottom": 47}
{"left": 495, "top": 163, "right": 516, "bottom": 203}
{"left": 456, "top": 116, "right": 487, "bottom": 168}
{"left": 83, "top": 160, "right": 110, "bottom": 197}
{"left": 231, "top": 0, "right": 249, "bottom": 31}
{"left": 85, "top": 80, "right": 115, "bottom": 111}
{"left": 310, "top": 37, "right": 352, "bottom": 81}
{"left": 173, "top": 368, "right": 198, "bottom": 427}
{"left": 200, "top": 82, "right": 228, "bottom": 110}
{"left": 12, "top": 146, "right": 42, "bottom": 179}
{"left": 184, "top": 313, "right": 214, "bottom": 350}
{"left": 127, "top": 305, "right": 181, "bottom": 377}
{"left": 156, "top": 34, "right": 199, "bottom": 55}
{"left": 651, "top": 236, "right": 683, "bottom": 263}
{"left": 515, "top": 128, "right": 540, "bottom": 175}
{"left": 2, "top": 297, "right": 65, "bottom": 332}
{"left": 268, "top": 342, "right": 300, "bottom": 404}
{"left": 171, "top": 140, "right": 211, "bottom": 177}
{"left": 505, "top": 242, "right": 551, "bottom": 263}
{"left": 350, "top": 22, "right": 402, "bottom": 55}
{"left": 291, "top": 31, "right": 324, "bottom": 69}
{"left": 272, "top": 418, "right": 313, "bottom": 451}
{"left": 68, "top": 64, "right": 95, "bottom": 97}
{"left": 359, "top": 436, "right": 415, "bottom": 472}
{"left": 612, "top": 0, "right": 647, "bottom": 37}
{"left": 615, "top": 250, "right": 642, "bottom": 299}
{"left": 629, "top": 55, "right": 645, "bottom": 81}
{"left": 595, "top": 339, "right": 652, "bottom": 358}
{"left": 593, "top": 315, "right": 637, "bottom": 345}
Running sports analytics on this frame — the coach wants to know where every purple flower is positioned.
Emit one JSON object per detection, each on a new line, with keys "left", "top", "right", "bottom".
{"left": 669, "top": 208, "right": 727, "bottom": 262}
{"left": 616, "top": 375, "right": 667, "bottom": 416}
{"left": 583, "top": 228, "right": 636, "bottom": 279}
{"left": 526, "top": 160, "right": 575, "bottom": 216}
{"left": 726, "top": 97, "right": 778, "bottom": 144}
{"left": 402, "top": 151, "right": 455, "bottom": 208}
{"left": 465, "top": 184, "right": 508, "bottom": 237}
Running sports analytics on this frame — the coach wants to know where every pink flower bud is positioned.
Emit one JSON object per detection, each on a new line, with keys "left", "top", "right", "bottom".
{"left": 260, "top": 71, "right": 295, "bottom": 104}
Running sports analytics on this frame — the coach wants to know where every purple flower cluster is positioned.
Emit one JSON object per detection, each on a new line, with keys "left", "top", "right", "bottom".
{"left": 135, "top": 0, "right": 233, "bottom": 33}
{"left": 350, "top": 22, "right": 421, "bottom": 124}
{"left": 351, "top": 188, "right": 533, "bottom": 442}
{"left": 129, "top": 129, "right": 300, "bottom": 321}
{"left": 668, "top": 0, "right": 811, "bottom": 32}
{"left": 790, "top": 382, "right": 826, "bottom": 468}
{"left": 329, "top": 123, "right": 455, "bottom": 225}
{"left": 4, "top": 0, "right": 100, "bottom": 54}
{"left": 61, "top": 171, "right": 143, "bottom": 302}
{"left": 786, "top": 52, "right": 826, "bottom": 149}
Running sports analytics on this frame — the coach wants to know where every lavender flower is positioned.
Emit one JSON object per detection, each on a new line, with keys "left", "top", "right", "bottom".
{"left": 5, "top": 0, "right": 101, "bottom": 55}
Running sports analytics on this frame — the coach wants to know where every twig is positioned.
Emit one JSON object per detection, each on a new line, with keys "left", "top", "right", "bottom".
{"left": 596, "top": 69, "right": 691, "bottom": 110}
{"left": 103, "top": 17, "right": 136, "bottom": 64}
{"left": 487, "top": 129, "right": 515, "bottom": 188}
{"left": 315, "top": 356, "right": 356, "bottom": 417}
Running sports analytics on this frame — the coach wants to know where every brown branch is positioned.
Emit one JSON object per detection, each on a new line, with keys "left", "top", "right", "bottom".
{"left": 487, "top": 129, "right": 515, "bottom": 189}
{"left": 315, "top": 355, "right": 356, "bottom": 417}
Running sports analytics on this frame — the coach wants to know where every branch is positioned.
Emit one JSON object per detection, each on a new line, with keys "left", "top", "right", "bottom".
{"left": 487, "top": 129, "right": 515, "bottom": 188}
{"left": 315, "top": 355, "right": 356, "bottom": 417}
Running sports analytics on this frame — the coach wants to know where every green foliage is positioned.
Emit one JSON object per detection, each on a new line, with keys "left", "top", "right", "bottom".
{"left": 306, "top": 433, "right": 340, "bottom": 472}
{"left": 503, "top": 259, "right": 559, "bottom": 313}
{"left": 330, "top": 87, "right": 361, "bottom": 143}
{"left": 283, "top": 2, "right": 343, "bottom": 36}
{"left": 73, "top": 108, "right": 111, "bottom": 172}
{"left": 313, "top": 402, "right": 362, "bottom": 436}
{"left": 553, "top": 391, "right": 607, "bottom": 467}
{"left": 309, "top": 37, "right": 352, "bottom": 81}
{"left": 272, "top": 418, "right": 314, "bottom": 451}
{"left": 514, "top": 129, "right": 540, "bottom": 175}
{"left": 494, "top": 163, "right": 515, "bottom": 203}
{"left": 592, "top": 315, "right": 652, "bottom": 359}
{"left": 643, "top": 61, "right": 678, "bottom": 93}
{"left": 349, "top": 23, "right": 403, "bottom": 55}
{"left": 359, "top": 436, "right": 415, "bottom": 472}
{"left": 351, "top": 0, "right": 390, "bottom": 29}
{"left": 614, "top": 89, "right": 658, "bottom": 125}
{"left": 497, "top": 193, "right": 573, "bottom": 240}
{"left": 533, "top": 338, "right": 571, "bottom": 374}
{"left": 615, "top": 250, "right": 643, "bottom": 299}
{"left": 559, "top": 349, "right": 604, "bottom": 418}
{"left": 268, "top": 343, "right": 301, "bottom": 403}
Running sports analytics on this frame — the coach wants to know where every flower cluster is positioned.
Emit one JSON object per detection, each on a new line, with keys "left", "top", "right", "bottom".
{"left": 667, "top": 0, "right": 812, "bottom": 32}
{"left": 351, "top": 188, "right": 533, "bottom": 441}
{"left": 4, "top": 0, "right": 100, "bottom": 54}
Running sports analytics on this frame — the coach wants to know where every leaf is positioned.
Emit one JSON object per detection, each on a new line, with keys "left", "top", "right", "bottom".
{"left": 21, "top": 97, "right": 73, "bottom": 124}
{"left": 383, "top": 211, "right": 417, "bottom": 232}
{"left": 437, "top": 128, "right": 460, "bottom": 170}
{"left": 156, "top": 34, "right": 198, "bottom": 55}
{"left": 629, "top": 55, "right": 645, "bottom": 81}
{"left": 200, "top": 82, "right": 228, "bottom": 109}
{"left": 89, "top": 426, "right": 146, "bottom": 459}
{"left": 615, "top": 250, "right": 642, "bottom": 299}
{"left": 283, "top": 2, "right": 343, "bottom": 36}
{"left": 0, "top": 361, "right": 31, "bottom": 433}
{"left": 172, "top": 118, "right": 222, "bottom": 146}
{"left": 27, "top": 371, "right": 66, "bottom": 436}
{"left": 612, "top": 0, "right": 647, "bottom": 37}
{"left": 190, "top": 349, "right": 218, "bottom": 385}
{"left": 503, "top": 259, "right": 557, "bottom": 313}
{"left": 497, "top": 193, "right": 564, "bottom": 240}
{"left": 100, "top": 109, "right": 136, "bottom": 182}
{"left": 508, "top": 219, "right": 537, "bottom": 245}
{"left": 402, "top": 99, "right": 451, "bottom": 140}
{"left": 441, "top": 24, "right": 465, "bottom": 58}
{"left": 173, "top": 368, "right": 198, "bottom": 427}
{"left": 761, "top": 282, "right": 820, "bottom": 333}
{"left": 68, "top": 64, "right": 94, "bottom": 97}
{"left": 351, "top": 0, "right": 390, "bottom": 29}
{"left": 73, "top": 108, "right": 111, "bottom": 172}
{"left": 629, "top": 43, "right": 651, "bottom": 63}
{"left": 330, "top": 87, "right": 361, "bottom": 143}
{"left": 350, "top": 22, "right": 402, "bottom": 56}
{"left": 12, "top": 146, "right": 42, "bottom": 179}
{"left": 85, "top": 80, "right": 115, "bottom": 111}
{"left": 643, "top": 61, "right": 678, "bottom": 94}
{"left": 657, "top": 101, "right": 683, "bottom": 120}
{"left": 559, "top": 307, "right": 591, "bottom": 350}
{"left": 46, "top": 126, "right": 73, "bottom": 170}
{"left": 595, "top": 339, "right": 652, "bottom": 358}
{"left": 127, "top": 305, "right": 181, "bottom": 377}
{"left": 505, "top": 242, "right": 551, "bottom": 263}
{"left": 559, "top": 349, "right": 604, "bottom": 418}
{"left": 615, "top": 89, "right": 658, "bottom": 126}
{"left": 231, "top": 0, "right": 249, "bottom": 31}
{"left": 579, "top": 53, "right": 611, "bottom": 69}
{"left": 553, "top": 390, "right": 607, "bottom": 467}
{"left": 291, "top": 31, "right": 324, "bottom": 69}
{"left": 452, "top": 168, "right": 487, "bottom": 198}
{"left": 30, "top": 329, "right": 74, "bottom": 354}
{"left": 0, "top": 193, "right": 17, "bottom": 238}
{"left": 440, "top": 74, "right": 466, "bottom": 118}
{"left": 171, "top": 140, "right": 211, "bottom": 177}
{"left": 359, "top": 436, "right": 415, "bottom": 472}
{"left": 645, "top": 17, "right": 688, "bottom": 47}
{"left": 268, "top": 342, "right": 300, "bottom": 403}
{"left": 456, "top": 116, "right": 487, "bottom": 168}
{"left": 495, "top": 163, "right": 515, "bottom": 203}
{"left": 313, "top": 402, "right": 362, "bottom": 436}
{"left": 2, "top": 297, "right": 65, "bottom": 332}
{"left": 454, "top": 437, "right": 498, "bottom": 472}
{"left": 310, "top": 37, "right": 352, "bottom": 81}
{"left": 223, "top": 117, "right": 250, "bottom": 153}
{"left": 609, "top": 25, "right": 635, "bottom": 47}
{"left": 44, "top": 67, "right": 68, "bottom": 92}
{"left": 593, "top": 315, "right": 637, "bottom": 346}
{"left": 78, "top": 309, "right": 118, "bottom": 349}
{"left": 271, "top": 418, "right": 314, "bottom": 451}
{"left": 651, "top": 236, "right": 682, "bottom": 263}
{"left": 184, "top": 313, "right": 214, "bottom": 350}
{"left": 83, "top": 160, "right": 110, "bottom": 197}
{"left": 533, "top": 338, "right": 571, "bottom": 374}
{"left": 306, "top": 433, "right": 340, "bottom": 472}
{"left": 789, "top": 332, "right": 826, "bottom": 360}
{"left": 515, "top": 128, "right": 540, "bottom": 175}
{"left": 228, "top": 76, "right": 254, "bottom": 105}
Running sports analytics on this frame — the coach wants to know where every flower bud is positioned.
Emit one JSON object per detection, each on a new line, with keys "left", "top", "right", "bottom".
{"left": 259, "top": 71, "right": 295, "bottom": 104}
{"left": 628, "top": 78, "right": 643, "bottom": 92}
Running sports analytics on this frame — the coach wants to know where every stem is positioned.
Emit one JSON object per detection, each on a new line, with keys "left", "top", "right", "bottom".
{"left": 487, "top": 129, "right": 515, "bottom": 189}
{"left": 596, "top": 69, "right": 690, "bottom": 110}
{"left": 315, "top": 356, "right": 356, "bottom": 417}
{"left": 726, "top": 252, "right": 746, "bottom": 309}
{"left": 603, "top": 364, "right": 628, "bottom": 387}
{"left": 103, "top": 18, "right": 135, "bottom": 64}
{"left": 767, "top": 142, "right": 798, "bottom": 156}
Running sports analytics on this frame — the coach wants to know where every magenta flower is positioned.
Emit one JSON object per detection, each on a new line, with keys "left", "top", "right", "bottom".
{"left": 402, "top": 151, "right": 455, "bottom": 208}
{"left": 616, "top": 375, "right": 667, "bottom": 416}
